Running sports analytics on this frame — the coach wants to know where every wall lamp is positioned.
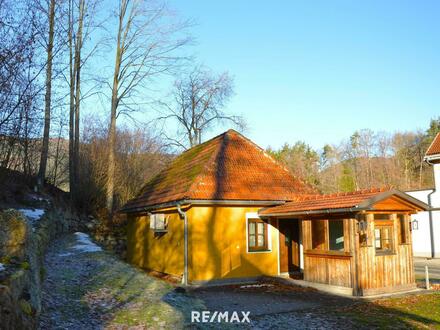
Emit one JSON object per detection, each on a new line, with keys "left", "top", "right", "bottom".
{"left": 411, "top": 219, "right": 419, "bottom": 231}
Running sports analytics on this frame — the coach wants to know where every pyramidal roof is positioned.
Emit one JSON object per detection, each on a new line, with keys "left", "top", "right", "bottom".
{"left": 121, "top": 129, "right": 316, "bottom": 212}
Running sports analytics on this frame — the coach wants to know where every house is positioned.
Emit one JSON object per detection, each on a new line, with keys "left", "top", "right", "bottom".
{"left": 407, "top": 132, "right": 440, "bottom": 258}
{"left": 121, "top": 129, "right": 428, "bottom": 296}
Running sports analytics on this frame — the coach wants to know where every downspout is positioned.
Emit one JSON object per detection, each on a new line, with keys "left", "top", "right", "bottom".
{"left": 426, "top": 158, "right": 436, "bottom": 258}
{"left": 177, "top": 204, "right": 188, "bottom": 285}
{"left": 428, "top": 191, "right": 435, "bottom": 258}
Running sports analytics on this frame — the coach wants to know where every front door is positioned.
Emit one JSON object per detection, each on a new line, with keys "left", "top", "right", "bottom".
{"left": 278, "top": 219, "right": 300, "bottom": 273}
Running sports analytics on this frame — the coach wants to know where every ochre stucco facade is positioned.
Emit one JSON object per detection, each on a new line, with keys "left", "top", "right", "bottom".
{"left": 126, "top": 205, "right": 280, "bottom": 283}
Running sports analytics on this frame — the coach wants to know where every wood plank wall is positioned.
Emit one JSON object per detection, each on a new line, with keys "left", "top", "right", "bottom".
{"left": 302, "top": 219, "right": 353, "bottom": 288}
{"left": 302, "top": 214, "right": 415, "bottom": 294}
{"left": 355, "top": 213, "right": 415, "bottom": 295}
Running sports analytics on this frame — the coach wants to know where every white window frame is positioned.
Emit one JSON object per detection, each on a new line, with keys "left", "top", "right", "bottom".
{"left": 245, "top": 212, "right": 272, "bottom": 253}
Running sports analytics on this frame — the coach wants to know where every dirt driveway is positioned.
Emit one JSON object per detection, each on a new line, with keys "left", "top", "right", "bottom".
{"left": 190, "top": 279, "right": 355, "bottom": 315}
{"left": 39, "top": 233, "right": 359, "bottom": 329}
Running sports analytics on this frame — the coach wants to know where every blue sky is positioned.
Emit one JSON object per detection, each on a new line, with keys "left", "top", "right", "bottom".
{"left": 164, "top": 0, "right": 440, "bottom": 149}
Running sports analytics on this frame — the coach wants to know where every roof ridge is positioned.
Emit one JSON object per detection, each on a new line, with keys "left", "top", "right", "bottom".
{"left": 228, "top": 130, "right": 317, "bottom": 194}
{"left": 295, "top": 186, "right": 390, "bottom": 202}
{"left": 187, "top": 132, "right": 226, "bottom": 198}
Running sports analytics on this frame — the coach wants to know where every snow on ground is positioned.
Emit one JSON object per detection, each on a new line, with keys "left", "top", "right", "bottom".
{"left": 18, "top": 208, "right": 45, "bottom": 225}
{"left": 240, "top": 284, "right": 273, "bottom": 289}
{"left": 58, "top": 252, "right": 74, "bottom": 257}
{"left": 58, "top": 232, "right": 102, "bottom": 257}
{"left": 0, "top": 263, "right": 5, "bottom": 272}
{"left": 27, "top": 193, "right": 48, "bottom": 202}
{"left": 72, "top": 232, "right": 102, "bottom": 253}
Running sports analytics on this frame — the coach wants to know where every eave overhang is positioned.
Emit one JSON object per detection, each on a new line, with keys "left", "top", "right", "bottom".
{"left": 120, "top": 199, "right": 286, "bottom": 214}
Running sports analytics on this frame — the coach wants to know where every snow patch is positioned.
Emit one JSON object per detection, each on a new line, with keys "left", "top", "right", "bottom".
{"left": 240, "top": 284, "right": 273, "bottom": 289}
{"left": 0, "top": 263, "right": 5, "bottom": 272}
{"left": 18, "top": 208, "right": 45, "bottom": 225}
{"left": 72, "top": 232, "right": 102, "bottom": 253}
{"left": 58, "top": 252, "right": 74, "bottom": 257}
{"left": 28, "top": 193, "right": 47, "bottom": 202}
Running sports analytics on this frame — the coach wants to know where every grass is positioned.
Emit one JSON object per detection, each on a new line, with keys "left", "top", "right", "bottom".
{"left": 77, "top": 251, "right": 207, "bottom": 328}
{"left": 332, "top": 292, "right": 440, "bottom": 329}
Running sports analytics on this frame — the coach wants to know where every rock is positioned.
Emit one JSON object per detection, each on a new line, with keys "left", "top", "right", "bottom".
{"left": 0, "top": 210, "right": 28, "bottom": 259}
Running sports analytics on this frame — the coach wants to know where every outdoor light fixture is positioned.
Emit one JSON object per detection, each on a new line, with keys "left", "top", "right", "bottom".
{"left": 357, "top": 220, "right": 368, "bottom": 232}
{"left": 411, "top": 219, "right": 419, "bottom": 231}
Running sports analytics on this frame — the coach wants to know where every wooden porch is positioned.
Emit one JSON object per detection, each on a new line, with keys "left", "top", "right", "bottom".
{"left": 260, "top": 189, "right": 429, "bottom": 296}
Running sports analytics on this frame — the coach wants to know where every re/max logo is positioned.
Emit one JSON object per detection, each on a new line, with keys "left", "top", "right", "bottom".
{"left": 191, "top": 311, "right": 251, "bottom": 323}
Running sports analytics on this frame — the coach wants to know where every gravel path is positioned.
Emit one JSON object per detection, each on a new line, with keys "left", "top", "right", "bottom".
{"left": 39, "top": 233, "right": 359, "bottom": 329}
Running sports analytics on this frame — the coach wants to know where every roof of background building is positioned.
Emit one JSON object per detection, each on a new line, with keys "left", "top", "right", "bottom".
{"left": 121, "top": 129, "right": 316, "bottom": 213}
{"left": 426, "top": 132, "right": 440, "bottom": 157}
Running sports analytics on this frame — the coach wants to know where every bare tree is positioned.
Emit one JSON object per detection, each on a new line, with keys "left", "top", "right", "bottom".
{"left": 106, "top": 0, "right": 190, "bottom": 213}
{"left": 68, "top": 0, "right": 85, "bottom": 197}
{"left": 37, "top": 0, "right": 56, "bottom": 187}
{"left": 67, "top": 0, "right": 102, "bottom": 200}
{"left": 158, "top": 66, "right": 244, "bottom": 149}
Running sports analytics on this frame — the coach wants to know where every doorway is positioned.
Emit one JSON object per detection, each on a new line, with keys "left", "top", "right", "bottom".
{"left": 278, "top": 219, "right": 301, "bottom": 274}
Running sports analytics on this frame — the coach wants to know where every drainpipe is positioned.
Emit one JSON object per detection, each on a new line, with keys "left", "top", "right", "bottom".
{"left": 177, "top": 204, "right": 188, "bottom": 285}
{"left": 428, "top": 191, "right": 436, "bottom": 258}
{"left": 426, "top": 158, "right": 437, "bottom": 258}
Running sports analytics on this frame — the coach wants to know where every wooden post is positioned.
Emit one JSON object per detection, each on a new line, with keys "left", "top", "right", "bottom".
{"left": 425, "top": 265, "right": 430, "bottom": 290}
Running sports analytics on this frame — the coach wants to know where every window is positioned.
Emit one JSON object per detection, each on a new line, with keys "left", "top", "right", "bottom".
{"left": 399, "top": 214, "right": 409, "bottom": 244}
{"left": 374, "top": 225, "right": 393, "bottom": 253}
{"left": 248, "top": 219, "right": 268, "bottom": 251}
{"left": 329, "top": 220, "right": 344, "bottom": 251}
{"left": 311, "top": 219, "right": 345, "bottom": 252}
{"left": 311, "top": 220, "right": 326, "bottom": 250}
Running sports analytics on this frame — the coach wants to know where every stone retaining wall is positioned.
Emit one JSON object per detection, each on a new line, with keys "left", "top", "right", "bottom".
{"left": 0, "top": 208, "right": 83, "bottom": 329}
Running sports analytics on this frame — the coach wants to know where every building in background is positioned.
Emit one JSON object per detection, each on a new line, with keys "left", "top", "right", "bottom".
{"left": 407, "top": 133, "right": 440, "bottom": 258}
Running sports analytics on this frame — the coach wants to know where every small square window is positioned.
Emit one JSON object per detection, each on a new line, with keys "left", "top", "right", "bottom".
{"left": 375, "top": 225, "right": 394, "bottom": 253}
{"left": 248, "top": 219, "right": 268, "bottom": 251}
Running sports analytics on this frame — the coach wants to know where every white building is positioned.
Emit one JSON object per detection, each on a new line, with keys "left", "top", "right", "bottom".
{"left": 407, "top": 133, "right": 440, "bottom": 258}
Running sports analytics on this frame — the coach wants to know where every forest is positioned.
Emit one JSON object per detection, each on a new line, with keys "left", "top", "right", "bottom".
{"left": 1, "top": 0, "right": 439, "bottom": 221}
{"left": 268, "top": 118, "right": 440, "bottom": 194}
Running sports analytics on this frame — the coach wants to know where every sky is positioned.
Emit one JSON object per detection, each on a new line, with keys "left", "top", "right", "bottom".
{"left": 161, "top": 0, "right": 440, "bottom": 150}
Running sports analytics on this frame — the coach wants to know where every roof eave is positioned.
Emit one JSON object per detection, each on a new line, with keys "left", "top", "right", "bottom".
{"left": 424, "top": 154, "right": 440, "bottom": 163}
{"left": 259, "top": 206, "right": 366, "bottom": 218}
{"left": 121, "top": 199, "right": 287, "bottom": 214}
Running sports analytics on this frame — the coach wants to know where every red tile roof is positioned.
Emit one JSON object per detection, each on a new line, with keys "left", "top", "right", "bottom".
{"left": 121, "top": 129, "right": 316, "bottom": 212}
{"left": 259, "top": 188, "right": 393, "bottom": 216}
{"left": 426, "top": 133, "right": 440, "bottom": 156}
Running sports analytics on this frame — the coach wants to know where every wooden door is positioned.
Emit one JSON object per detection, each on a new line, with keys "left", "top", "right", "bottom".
{"left": 279, "top": 219, "right": 300, "bottom": 273}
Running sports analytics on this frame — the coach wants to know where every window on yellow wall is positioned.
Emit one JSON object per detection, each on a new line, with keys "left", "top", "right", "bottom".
{"left": 248, "top": 219, "right": 268, "bottom": 251}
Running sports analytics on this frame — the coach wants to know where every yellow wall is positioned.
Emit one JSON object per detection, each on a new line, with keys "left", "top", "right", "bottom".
{"left": 126, "top": 205, "right": 280, "bottom": 282}
{"left": 126, "top": 211, "right": 184, "bottom": 276}
{"left": 187, "top": 206, "right": 279, "bottom": 282}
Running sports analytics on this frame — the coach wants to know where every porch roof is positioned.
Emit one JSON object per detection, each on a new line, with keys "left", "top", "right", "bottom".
{"left": 258, "top": 188, "right": 429, "bottom": 217}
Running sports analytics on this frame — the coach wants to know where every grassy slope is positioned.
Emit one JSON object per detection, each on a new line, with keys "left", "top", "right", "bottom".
{"left": 332, "top": 292, "right": 440, "bottom": 329}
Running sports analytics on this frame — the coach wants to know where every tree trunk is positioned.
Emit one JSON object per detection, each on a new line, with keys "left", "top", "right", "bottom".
{"left": 38, "top": 0, "right": 56, "bottom": 188}
{"left": 106, "top": 4, "right": 124, "bottom": 213}
{"left": 106, "top": 101, "right": 117, "bottom": 213}
{"left": 74, "top": 0, "right": 84, "bottom": 196}
{"left": 68, "top": 0, "right": 75, "bottom": 198}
